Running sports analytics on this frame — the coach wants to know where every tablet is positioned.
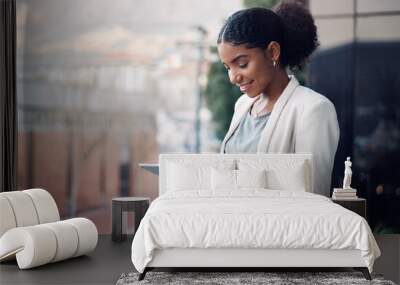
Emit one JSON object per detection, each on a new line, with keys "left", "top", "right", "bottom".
{"left": 139, "top": 163, "right": 159, "bottom": 175}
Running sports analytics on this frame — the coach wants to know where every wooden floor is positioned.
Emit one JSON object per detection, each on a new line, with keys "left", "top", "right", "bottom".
{"left": 0, "top": 235, "right": 398, "bottom": 285}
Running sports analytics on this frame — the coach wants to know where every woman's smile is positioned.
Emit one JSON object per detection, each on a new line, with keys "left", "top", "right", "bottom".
{"left": 238, "top": 80, "right": 254, "bottom": 93}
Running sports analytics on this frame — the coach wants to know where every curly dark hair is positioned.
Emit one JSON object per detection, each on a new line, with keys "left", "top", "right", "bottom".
{"left": 217, "top": 2, "right": 319, "bottom": 70}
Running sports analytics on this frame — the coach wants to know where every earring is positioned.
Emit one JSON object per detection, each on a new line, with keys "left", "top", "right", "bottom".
{"left": 273, "top": 61, "right": 277, "bottom": 67}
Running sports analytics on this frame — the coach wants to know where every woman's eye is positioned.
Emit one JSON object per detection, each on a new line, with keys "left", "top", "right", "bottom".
{"left": 238, "top": 63, "right": 248, "bottom": 68}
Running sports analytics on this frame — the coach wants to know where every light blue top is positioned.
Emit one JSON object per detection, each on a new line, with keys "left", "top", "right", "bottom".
{"left": 224, "top": 110, "right": 271, "bottom": 153}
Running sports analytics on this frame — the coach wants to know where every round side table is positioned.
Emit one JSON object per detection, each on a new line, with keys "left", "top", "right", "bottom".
{"left": 112, "top": 197, "right": 150, "bottom": 242}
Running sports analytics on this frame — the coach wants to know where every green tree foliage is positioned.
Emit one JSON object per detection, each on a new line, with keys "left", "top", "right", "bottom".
{"left": 204, "top": 53, "right": 242, "bottom": 140}
{"left": 243, "top": 0, "right": 279, "bottom": 9}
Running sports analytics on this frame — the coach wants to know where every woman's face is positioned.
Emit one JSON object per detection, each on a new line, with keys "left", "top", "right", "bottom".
{"left": 218, "top": 42, "right": 275, "bottom": 98}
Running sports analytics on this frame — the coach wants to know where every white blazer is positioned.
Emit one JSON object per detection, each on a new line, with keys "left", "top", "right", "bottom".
{"left": 220, "top": 76, "right": 340, "bottom": 197}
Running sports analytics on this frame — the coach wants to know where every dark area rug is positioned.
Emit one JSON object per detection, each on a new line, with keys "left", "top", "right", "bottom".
{"left": 116, "top": 271, "right": 396, "bottom": 285}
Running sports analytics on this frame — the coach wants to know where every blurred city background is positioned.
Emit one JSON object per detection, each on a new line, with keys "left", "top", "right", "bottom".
{"left": 16, "top": 0, "right": 399, "bottom": 234}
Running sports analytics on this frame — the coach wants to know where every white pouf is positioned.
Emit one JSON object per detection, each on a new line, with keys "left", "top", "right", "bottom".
{"left": 0, "top": 189, "right": 98, "bottom": 269}
{"left": 0, "top": 218, "right": 98, "bottom": 269}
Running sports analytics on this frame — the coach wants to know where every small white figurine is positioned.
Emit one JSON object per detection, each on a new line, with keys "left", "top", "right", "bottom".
{"left": 343, "top": 157, "right": 353, "bottom": 189}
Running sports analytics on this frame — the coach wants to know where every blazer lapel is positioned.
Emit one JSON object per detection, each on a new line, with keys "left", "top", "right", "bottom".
{"left": 257, "top": 76, "right": 299, "bottom": 153}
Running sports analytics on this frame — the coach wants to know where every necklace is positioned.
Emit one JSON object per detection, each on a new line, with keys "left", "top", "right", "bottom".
{"left": 251, "top": 94, "right": 269, "bottom": 117}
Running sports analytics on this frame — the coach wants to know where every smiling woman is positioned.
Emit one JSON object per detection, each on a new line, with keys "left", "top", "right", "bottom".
{"left": 217, "top": 2, "right": 340, "bottom": 197}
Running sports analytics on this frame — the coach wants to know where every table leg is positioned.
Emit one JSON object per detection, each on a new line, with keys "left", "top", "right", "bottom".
{"left": 112, "top": 202, "right": 123, "bottom": 242}
{"left": 134, "top": 201, "right": 149, "bottom": 235}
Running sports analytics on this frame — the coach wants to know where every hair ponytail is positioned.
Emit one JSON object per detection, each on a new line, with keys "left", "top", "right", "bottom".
{"left": 274, "top": 1, "right": 319, "bottom": 70}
